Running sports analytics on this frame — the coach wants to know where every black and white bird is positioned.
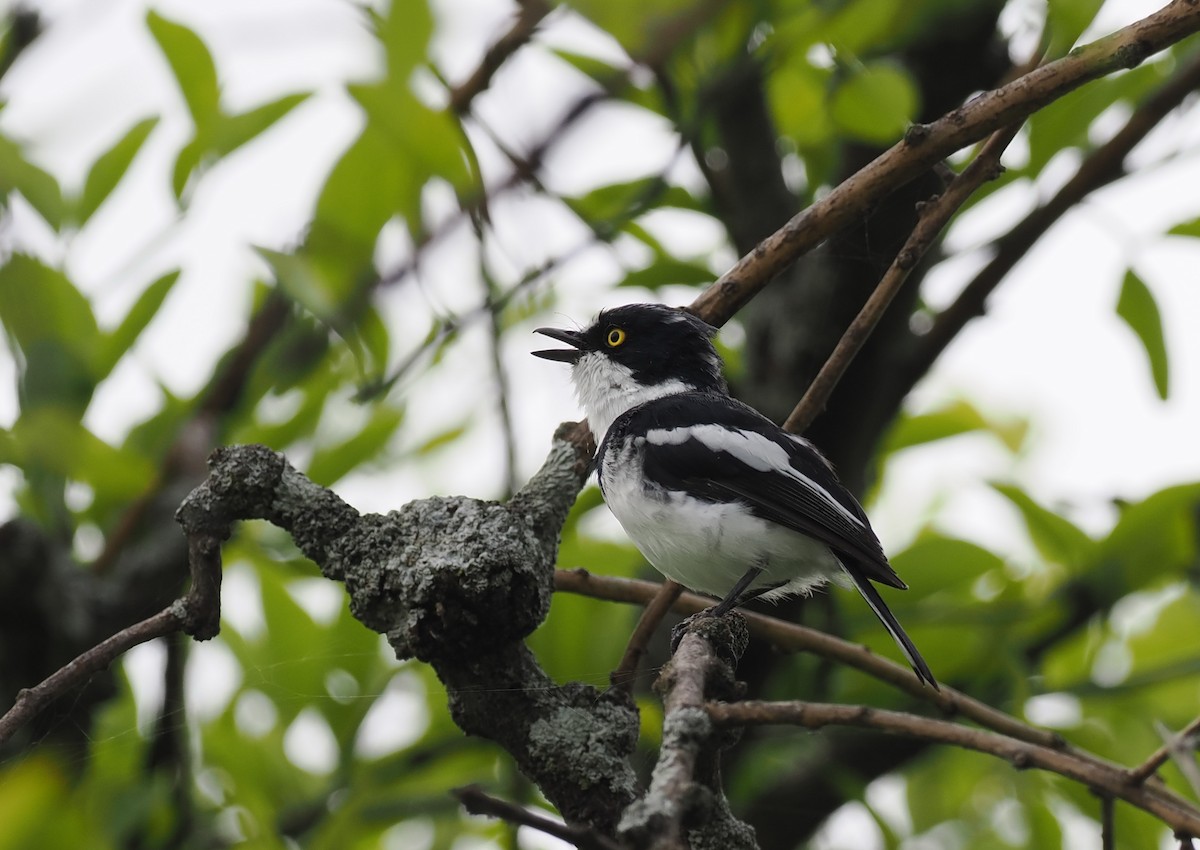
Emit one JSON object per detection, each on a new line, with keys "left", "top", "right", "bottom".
{"left": 533, "top": 302, "right": 936, "bottom": 688}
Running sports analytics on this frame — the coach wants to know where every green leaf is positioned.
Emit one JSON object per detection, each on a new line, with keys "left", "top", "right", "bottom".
{"left": 146, "top": 11, "right": 220, "bottom": 125}
{"left": 76, "top": 117, "right": 158, "bottom": 226}
{"left": 619, "top": 258, "right": 715, "bottom": 290}
{"left": 884, "top": 400, "right": 1026, "bottom": 454}
{"left": 769, "top": 60, "right": 834, "bottom": 148}
{"left": 377, "top": 0, "right": 433, "bottom": 82}
{"left": 1098, "top": 482, "right": 1200, "bottom": 587}
{"left": 992, "top": 483, "right": 1095, "bottom": 569}
{"left": 1115, "top": 269, "right": 1169, "bottom": 399}
{"left": 257, "top": 247, "right": 344, "bottom": 318}
{"left": 0, "top": 133, "right": 65, "bottom": 229}
{"left": 567, "top": 178, "right": 703, "bottom": 224}
{"left": 307, "top": 405, "right": 405, "bottom": 486}
{"left": 1047, "top": 0, "right": 1104, "bottom": 54}
{"left": 214, "top": 93, "right": 310, "bottom": 157}
{"left": 1024, "top": 63, "right": 1160, "bottom": 174}
{"left": 0, "top": 254, "right": 100, "bottom": 412}
{"left": 95, "top": 270, "right": 180, "bottom": 379}
{"left": 0, "top": 408, "right": 155, "bottom": 498}
{"left": 1167, "top": 216, "right": 1200, "bottom": 238}
{"left": 891, "top": 534, "right": 1006, "bottom": 600}
{"left": 830, "top": 61, "right": 919, "bottom": 144}
{"left": 567, "top": 0, "right": 713, "bottom": 59}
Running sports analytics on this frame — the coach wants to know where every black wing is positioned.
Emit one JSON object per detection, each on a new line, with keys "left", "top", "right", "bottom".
{"left": 604, "top": 392, "right": 937, "bottom": 689}
{"left": 619, "top": 393, "right": 906, "bottom": 590}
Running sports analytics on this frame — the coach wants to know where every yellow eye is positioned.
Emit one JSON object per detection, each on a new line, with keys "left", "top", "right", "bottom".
{"left": 606, "top": 327, "right": 627, "bottom": 348}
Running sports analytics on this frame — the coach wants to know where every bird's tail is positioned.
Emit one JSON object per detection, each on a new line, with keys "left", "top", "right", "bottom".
{"left": 846, "top": 568, "right": 938, "bottom": 690}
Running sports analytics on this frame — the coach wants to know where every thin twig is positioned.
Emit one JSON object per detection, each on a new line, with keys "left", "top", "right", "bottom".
{"left": 447, "top": 0, "right": 552, "bottom": 114}
{"left": 905, "top": 45, "right": 1200, "bottom": 387}
{"left": 707, "top": 700, "right": 1200, "bottom": 837}
{"left": 1101, "top": 793, "right": 1115, "bottom": 850}
{"left": 1130, "top": 714, "right": 1200, "bottom": 785}
{"left": 452, "top": 785, "right": 624, "bottom": 850}
{"left": 0, "top": 606, "right": 181, "bottom": 746}
{"left": 0, "top": 530, "right": 224, "bottom": 746}
{"left": 689, "top": 0, "right": 1200, "bottom": 327}
{"left": 781, "top": 120, "right": 1023, "bottom": 434}
{"left": 610, "top": 580, "right": 683, "bottom": 694}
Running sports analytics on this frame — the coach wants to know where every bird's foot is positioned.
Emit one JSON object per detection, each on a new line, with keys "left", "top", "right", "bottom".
{"left": 669, "top": 608, "right": 718, "bottom": 654}
{"left": 669, "top": 607, "right": 751, "bottom": 669}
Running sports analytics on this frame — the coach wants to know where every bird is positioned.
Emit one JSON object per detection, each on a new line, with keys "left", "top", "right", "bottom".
{"left": 532, "top": 302, "right": 936, "bottom": 689}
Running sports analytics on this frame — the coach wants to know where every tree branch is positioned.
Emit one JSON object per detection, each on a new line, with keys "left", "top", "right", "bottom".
{"left": 689, "top": 0, "right": 1200, "bottom": 328}
{"left": 447, "top": 0, "right": 551, "bottom": 114}
{"left": 453, "top": 784, "right": 625, "bottom": 850}
{"left": 555, "top": 569, "right": 1088, "bottom": 755}
{"left": 618, "top": 616, "right": 756, "bottom": 850}
{"left": 1129, "top": 713, "right": 1200, "bottom": 785}
{"left": 707, "top": 700, "right": 1200, "bottom": 838}
{"left": 611, "top": 580, "right": 684, "bottom": 695}
{"left": 0, "top": 526, "right": 225, "bottom": 746}
{"left": 780, "top": 120, "right": 1022, "bottom": 434}
{"left": 902, "top": 43, "right": 1200, "bottom": 388}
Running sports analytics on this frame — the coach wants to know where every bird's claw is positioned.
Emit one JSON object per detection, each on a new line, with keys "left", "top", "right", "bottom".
{"left": 669, "top": 608, "right": 718, "bottom": 653}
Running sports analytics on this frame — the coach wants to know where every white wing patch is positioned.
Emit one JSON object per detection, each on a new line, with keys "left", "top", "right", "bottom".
{"left": 645, "top": 424, "right": 866, "bottom": 528}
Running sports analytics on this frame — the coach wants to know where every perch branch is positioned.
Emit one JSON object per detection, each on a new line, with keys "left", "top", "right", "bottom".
{"left": 555, "top": 569, "right": 1063, "bottom": 746}
{"left": 708, "top": 700, "right": 1200, "bottom": 837}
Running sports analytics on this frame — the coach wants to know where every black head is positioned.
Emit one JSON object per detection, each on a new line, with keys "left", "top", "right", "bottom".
{"left": 533, "top": 303, "right": 726, "bottom": 393}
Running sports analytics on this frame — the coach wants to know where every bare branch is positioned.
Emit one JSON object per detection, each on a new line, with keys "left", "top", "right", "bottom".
{"left": 618, "top": 616, "right": 756, "bottom": 850}
{"left": 0, "top": 606, "right": 179, "bottom": 747}
{"left": 611, "top": 580, "right": 684, "bottom": 694}
{"left": 707, "top": 700, "right": 1200, "bottom": 837}
{"left": 688, "top": 0, "right": 1200, "bottom": 328}
{"left": 781, "top": 120, "right": 1022, "bottom": 434}
{"left": 556, "top": 569, "right": 1070, "bottom": 751}
{"left": 0, "top": 528, "right": 225, "bottom": 745}
{"left": 447, "top": 0, "right": 551, "bottom": 114}
{"left": 453, "top": 785, "right": 624, "bottom": 850}
{"left": 905, "top": 44, "right": 1200, "bottom": 386}
{"left": 1129, "top": 714, "right": 1200, "bottom": 786}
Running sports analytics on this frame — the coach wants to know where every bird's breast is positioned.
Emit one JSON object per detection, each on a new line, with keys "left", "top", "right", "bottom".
{"left": 597, "top": 435, "right": 840, "bottom": 598}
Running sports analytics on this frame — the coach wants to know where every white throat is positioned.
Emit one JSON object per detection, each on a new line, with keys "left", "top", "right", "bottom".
{"left": 571, "top": 352, "right": 692, "bottom": 442}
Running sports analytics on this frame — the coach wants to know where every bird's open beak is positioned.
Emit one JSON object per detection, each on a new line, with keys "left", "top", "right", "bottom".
{"left": 532, "top": 327, "right": 585, "bottom": 364}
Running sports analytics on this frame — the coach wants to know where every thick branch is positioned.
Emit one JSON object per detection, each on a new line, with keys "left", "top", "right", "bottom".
{"left": 689, "top": 0, "right": 1200, "bottom": 327}
{"left": 708, "top": 700, "right": 1200, "bottom": 838}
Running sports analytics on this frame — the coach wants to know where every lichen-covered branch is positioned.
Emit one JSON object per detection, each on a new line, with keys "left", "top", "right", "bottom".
{"left": 618, "top": 616, "right": 757, "bottom": 850}
{"left": 171, "top": 433, "right": 639, "bottom": 834}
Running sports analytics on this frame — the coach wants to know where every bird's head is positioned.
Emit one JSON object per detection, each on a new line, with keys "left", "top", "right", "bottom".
{"left": 533, "top": 303, "right": 726, "bottom": 440}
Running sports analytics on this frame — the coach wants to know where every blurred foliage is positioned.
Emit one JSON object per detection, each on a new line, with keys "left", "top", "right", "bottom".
{"left": 0, "top": 1, "right": 1198, "bottom": 849}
